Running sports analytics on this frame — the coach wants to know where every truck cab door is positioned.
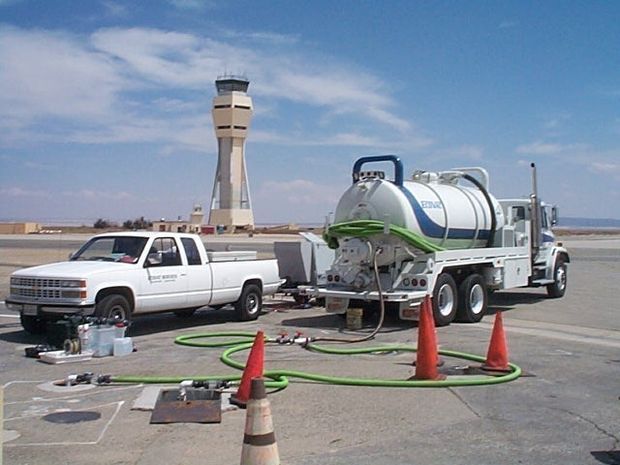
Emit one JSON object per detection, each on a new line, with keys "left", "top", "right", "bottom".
{"left": 181, "top": 237, "right": 213, "bottom": 308}
{"left": 139, "top": 237, "right": 188, "bottom": 312}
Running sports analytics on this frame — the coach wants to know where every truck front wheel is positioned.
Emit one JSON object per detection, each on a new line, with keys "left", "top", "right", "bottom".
{"left": 96, "top": 294, "right": 131, "bottom": 323}
{"left": 235, "top": 284, "right": 262, "bottom": 321}
{"left": 547, "top": 259, "right": 567, "bottom": 298}
{"left": 456, "top": 274, "right": 488, "bottom": 323}
{"left": 432, "top": 273, "right": 458, "bottom": 326}
{"left": 21, "top": 314, "right": 46, "bottom": 334}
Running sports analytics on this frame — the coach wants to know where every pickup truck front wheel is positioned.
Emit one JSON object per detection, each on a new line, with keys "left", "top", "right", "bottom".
{"left": 235, "top": 284, "right": 262, "bottom": 321}
{"left": 21, "top": 314, "right": 47, "bottom": 334}
{"left": 96, "top": 294, "right": 131, "bottom": 323}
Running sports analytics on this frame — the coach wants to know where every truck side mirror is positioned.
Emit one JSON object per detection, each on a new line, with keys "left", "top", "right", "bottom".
{"left": 551, "top": 206, "right": 559, "bottom": 226}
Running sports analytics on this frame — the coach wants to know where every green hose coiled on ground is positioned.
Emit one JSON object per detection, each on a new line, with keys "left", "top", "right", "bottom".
{"left": 324, "top": 220, "right": 445, "bottom": 253}
{"left": 108, "top": 332, "right": 521, "bottom": 388}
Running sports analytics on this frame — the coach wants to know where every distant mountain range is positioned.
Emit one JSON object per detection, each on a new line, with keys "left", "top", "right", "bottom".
{"left": 559, "top": 217, "right": 620, "bottom": 229}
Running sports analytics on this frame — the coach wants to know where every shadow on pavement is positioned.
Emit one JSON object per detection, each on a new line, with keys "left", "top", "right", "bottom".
{"left": 590, "top": 451, "right": 620, "bottom": 465}
{"left": 487, "top": 290, "right": 548, "bottom": 315}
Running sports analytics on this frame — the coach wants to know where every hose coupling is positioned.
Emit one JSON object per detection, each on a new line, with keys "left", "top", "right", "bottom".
{"left": 96, "top": 374, "right": 112, "bottom": 385}
{"left": 65, "top": 372, "right": 94, "bottom": 386}
{"left": 192, "top": 380, "right": 230, "bottom": 390}
{"left": 275, "top": 332, "right": 291, "bottom": 344}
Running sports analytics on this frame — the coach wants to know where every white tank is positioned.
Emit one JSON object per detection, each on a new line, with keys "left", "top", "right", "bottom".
{"left": 333, "top": 169, "right": 505, "bottom": 250}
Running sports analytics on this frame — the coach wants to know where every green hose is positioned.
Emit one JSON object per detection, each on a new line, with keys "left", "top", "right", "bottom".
{"left": 108, "top": 332, "right": 521, "bottom": 388}
{"left": 324, "top": 220, "right": 445, "bottom": 253}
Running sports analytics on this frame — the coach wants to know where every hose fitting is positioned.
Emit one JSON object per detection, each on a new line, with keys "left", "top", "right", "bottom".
{"left": 64, "top": 372, "right": 94, "bottom": 386}
{"left": 96, "top": 374, "right": 112, "bottom": 385}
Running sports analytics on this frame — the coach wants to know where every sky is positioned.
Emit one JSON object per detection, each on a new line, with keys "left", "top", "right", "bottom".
{"left": 0, "top": 0, "right": 619, "bottom": 226}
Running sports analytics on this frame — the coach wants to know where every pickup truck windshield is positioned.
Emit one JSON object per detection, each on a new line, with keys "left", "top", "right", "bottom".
{"left": 71, "top": 236, "right": 148, "bottom": 264}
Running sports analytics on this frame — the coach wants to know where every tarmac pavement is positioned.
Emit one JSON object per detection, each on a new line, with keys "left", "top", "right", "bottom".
{"left": 1, "top": 234, "right": 619, "bottom": 465}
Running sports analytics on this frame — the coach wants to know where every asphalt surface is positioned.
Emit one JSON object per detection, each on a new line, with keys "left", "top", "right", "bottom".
{"left": 1, "top": 234, "right": 619, "bottom": 465}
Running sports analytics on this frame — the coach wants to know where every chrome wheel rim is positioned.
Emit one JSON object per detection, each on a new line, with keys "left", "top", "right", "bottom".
{"left": 469, "top": 283, "right": 485, "bottom": 315}
{"left": 246, "top": 294, "right": 259, "bottom": 315}
{"left": 556, "top": 266, "right": 566, "bottom": 291}
{"left": 438, "top": 284, "right": 455, "bottom": 317}
{"left": 108, "top": 304, "right": 126, "bottom": 321}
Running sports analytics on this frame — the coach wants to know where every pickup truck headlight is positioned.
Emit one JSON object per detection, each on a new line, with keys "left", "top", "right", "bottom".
{"left": 61, "top": 290, "right": 85, "bottom": 299}
{"left": 60, "top": 279, "right": 86, "bottom": 288}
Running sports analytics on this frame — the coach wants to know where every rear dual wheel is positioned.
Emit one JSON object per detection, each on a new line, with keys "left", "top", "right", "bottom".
{"left": 456, "top": 274, "right": 488, "bottom": 323}
{"left": 432, "top": 273, "right": 458, "bottom": 326}
{"left": 431, "top": 272, "right": 488, "bottom": 326}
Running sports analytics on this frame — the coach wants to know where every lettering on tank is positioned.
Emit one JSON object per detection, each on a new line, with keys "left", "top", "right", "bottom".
{"left": 420, "top": 200, "right": 444, "bottom": 209}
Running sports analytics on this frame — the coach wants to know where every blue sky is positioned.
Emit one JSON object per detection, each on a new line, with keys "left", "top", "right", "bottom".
{"left": 1, "top": 0, "right": 619, "bottom": 225}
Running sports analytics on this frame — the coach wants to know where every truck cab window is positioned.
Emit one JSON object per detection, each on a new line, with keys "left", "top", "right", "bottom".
{"left": 511, "top": 206, "right": 525, "bottom": 224}
{"left": 148, "top": 238, "right": 181, "bottom": 267}
{"left": 71, "top": 236, "right": 147, "bottom": 263}
{"left": 181, "top": 238, "right": 202, "bottom": 265}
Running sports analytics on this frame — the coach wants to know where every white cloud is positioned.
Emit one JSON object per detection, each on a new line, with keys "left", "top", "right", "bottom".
{"left": 0, "top": 26, "right": 125, "bottom": 123}
{"left": 589, "top": 162, "right": 620, "bottom": 180}
{"left": 256, "top": 179, "right": 342, "bottom": 207}
{"left": 102, "top": 1, "right": 129, "bottom": 18}
{"left": 61, "top": 189, "right": 134, "bottom": 200}
{"left": 0, "top": 25, "right": 419, "bottom": 152}
{"left": 0, "top": 187, "right": 48, "bottom": 197}
{"left": 515, "top": 141, "right": 586, "bottom": 155}
{"left": 167, "top": 0, "right": 214, "bottom": 10}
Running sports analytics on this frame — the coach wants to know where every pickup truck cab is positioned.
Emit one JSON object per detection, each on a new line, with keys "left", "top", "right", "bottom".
{"left": 6, "top": 232, "right": 283, "bottom": 334}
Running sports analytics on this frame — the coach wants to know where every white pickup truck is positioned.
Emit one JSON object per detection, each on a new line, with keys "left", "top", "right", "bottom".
{"left": 6, "top": 232, "right": 283, "bottom": 334}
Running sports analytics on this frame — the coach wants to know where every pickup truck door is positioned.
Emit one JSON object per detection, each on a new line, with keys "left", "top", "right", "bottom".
{"left": 139, "top": 237, "right": 188, "bottom": 312}
{"left": 180, "top": 237, "right": 213, "bottom": 308}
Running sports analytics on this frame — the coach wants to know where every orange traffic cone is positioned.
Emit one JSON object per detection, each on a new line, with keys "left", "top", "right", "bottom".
{"left": 413, "top": 296, "right": 445, "bottom": 380}
{"left": 231, "top": 331, "right": 265, "bottom": 408}
{"left": 481, "top": 312, "right": 511, "bottom": 372}
{"left": 240, "top": 378, "right": 280, "bottom": 465}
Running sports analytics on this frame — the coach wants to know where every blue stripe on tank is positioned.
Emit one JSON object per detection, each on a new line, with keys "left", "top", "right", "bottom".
{"left": 398, "top": 187, "right": 490, "bottom": 240}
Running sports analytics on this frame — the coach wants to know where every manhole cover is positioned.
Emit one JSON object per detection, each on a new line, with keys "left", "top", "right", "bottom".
{"left": 43, "top": 411, "right": 101, "bottom": 424}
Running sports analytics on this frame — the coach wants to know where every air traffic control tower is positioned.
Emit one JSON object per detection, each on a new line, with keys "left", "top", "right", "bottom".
{"left": 208, "top": 76, "right": 254, "bottom": 230}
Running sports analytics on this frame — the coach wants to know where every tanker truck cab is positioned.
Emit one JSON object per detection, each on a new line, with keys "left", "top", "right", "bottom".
{"left": 312, "top": 155, "right": 569, "bottom": 326}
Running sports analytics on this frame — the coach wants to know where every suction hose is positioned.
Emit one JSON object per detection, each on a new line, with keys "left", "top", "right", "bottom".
{"left": 324, "top": 220, "right": 445, "bottom": 253}
{"left": 105, "top": 333, "right": 521, "bottom": 388}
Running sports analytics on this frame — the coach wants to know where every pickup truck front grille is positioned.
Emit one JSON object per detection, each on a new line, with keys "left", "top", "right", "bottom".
{"left": 13, "top": 287, "right": 62, "bottom": 299}
{"left": 10, "top": 277, "right": 86, "bottom": 301}
{"left": 11, "top": 277, "right": 63, "bottom": 288}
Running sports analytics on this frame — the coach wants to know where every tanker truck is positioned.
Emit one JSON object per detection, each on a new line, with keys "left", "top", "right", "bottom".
{"left": 306, "top": 155, "right": 569, "bottom": 326}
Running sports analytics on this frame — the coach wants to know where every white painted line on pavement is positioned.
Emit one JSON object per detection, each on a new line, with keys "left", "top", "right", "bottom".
{"left": 471, "top": 319, "right": 620, "bottom": 349}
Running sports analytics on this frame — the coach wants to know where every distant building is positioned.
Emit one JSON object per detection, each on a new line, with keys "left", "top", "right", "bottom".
{"left": 0, "top": 222, "right": 41, "bottom": 234}
{"left": 152, "top": 205, "right": 206, "bottom": 234}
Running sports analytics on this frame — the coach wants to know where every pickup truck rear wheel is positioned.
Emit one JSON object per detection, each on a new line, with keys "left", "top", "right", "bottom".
{"left": 235, "top": 284, "right": 262, "bottom": 321}
{"left": 96, "top": 294, "right": 131, "bottom": 323}
{"left": 21, "top": 314, "right": 47, "bottom": 334}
